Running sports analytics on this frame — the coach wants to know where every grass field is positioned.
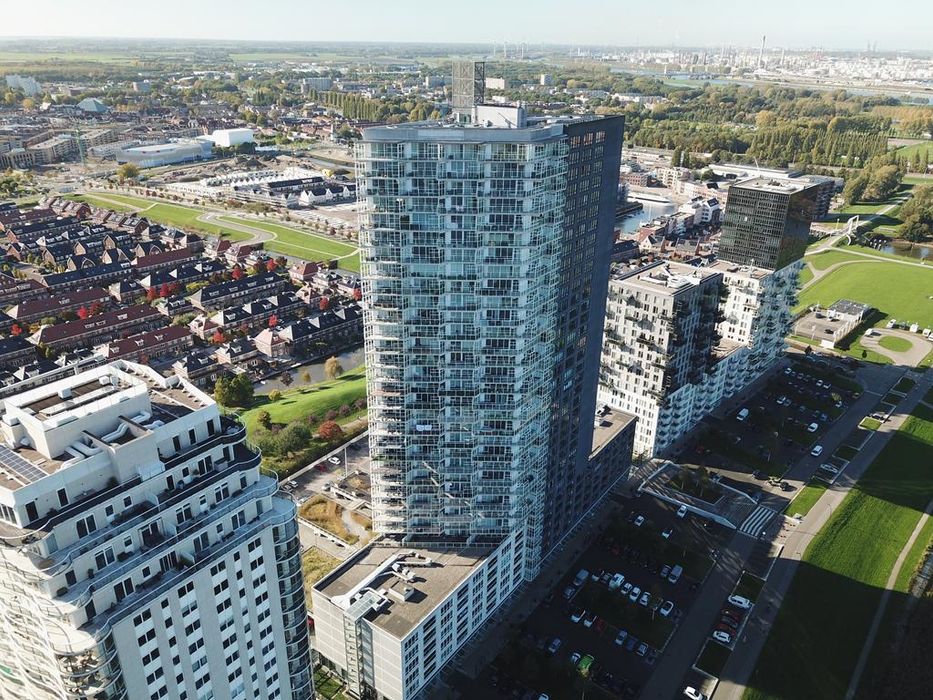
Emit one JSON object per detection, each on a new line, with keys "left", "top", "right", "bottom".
{"left": 860, "top": 417, "right": 883, "bottom": 431}
{"left": 895, "top": 142, "right": 933, "bottom": 162}
{"left": 239, "top": 367, "right": 366, "bottom": 435}
{"left": 786, "top": 481, "right": 829, "bottom": 518}
{"left": 299, "top": 495, "right": 358, "bottom": 544}
{"left": 798, "top": 265, "right": 814, "bottom": 286}
{"left": 880, "top": 335, "right": 914, "bottom": 352}
{"left": 743, "top": 403, "right": 933, "bottom": 700}
{"left": 216, "top": 216, "right": 360, "bottom": 271}
{"left": 302, "top": 547, "right": 340, "bottom": 611}
{"left": 75, "top": 192, "right": 254, "bottom": 241}
{"left": 795, "top": 261, "right": 933, "bottom": 328}
{"left": 806, "top": 250, "right": 869, "bottom": 270}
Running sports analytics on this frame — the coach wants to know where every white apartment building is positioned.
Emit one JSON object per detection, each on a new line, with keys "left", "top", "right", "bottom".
{"left": 313, "top": 540, "right": 518, "bottom": 700}
{"left": 600, "top": 259, "right": 800, "bottom": 456}
{"left": 0, "top": 361, "right": 312, "bottom": 700}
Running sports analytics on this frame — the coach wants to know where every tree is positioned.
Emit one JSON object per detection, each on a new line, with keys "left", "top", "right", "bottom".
{"left": 268, "top": 314, "right": 278, "bottom": 328}
{"left": 214, "top": 374, "right": 253, "bottom": 407}
{"left": 117, "top": 163, "right": 140, "bottom": 182}
{"left": 231, "top": 266, "right": 245, "bottom": 281}
{"left": 279, "top": 371, "right": 293, "bottom": 388}
{"left": 76, "top": 306, "right": 89, "bottom": 320}
{"left": 319, "top": 296, "right": 331, "bottom": 312}
{"left": 256, "top": 410, "right": 272, "bottom": 430}
{"left": 317, "top": 421, "right": 344, "bottom": 441}
{"left": 301, "top": 370, "right": 312, "bottom": 383}
{"left": 211, "top": 329, "right": 225, "bottom": 344}
{"left": 266, "top": 258, "right": 278, "bottom": 272}
{"left": 339, "top": 403, "right": 352, "bottom": 417}
{"left": 843, "top": 174, "right": 868, "bottom": 205}
{"left": 10, "top": 323, "right": 22, "bottom": 336}
{"left": 268, "top": 390, "right": 282, "bottom": 402}
{"left": 145, "top": 287, "right": 158, "bottom": 303}
{"left": 88, "top": 301, "right": 102, "bottom": 316}
{"left": 352, "top": 287, "right": 362, "bottom": 301}
{"left": 252, "top": 260, "right": 265, "bottom": 275}
{"left": 323, "top": 356, "right": 344, "bottom": 380}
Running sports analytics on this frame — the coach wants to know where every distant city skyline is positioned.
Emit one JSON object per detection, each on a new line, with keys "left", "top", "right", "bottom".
{"left": 1, "top": 0, "right": 931, "bottom": 52}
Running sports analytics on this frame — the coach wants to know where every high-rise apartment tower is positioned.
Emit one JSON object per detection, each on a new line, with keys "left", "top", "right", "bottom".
{"left": 0, "top": 361, "right": 312, "bottom": 700}
{"left": 312, "top": 106, "right": 635, "bottom": 700}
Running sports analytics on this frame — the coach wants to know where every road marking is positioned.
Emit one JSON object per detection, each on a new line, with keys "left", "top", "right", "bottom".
{"left": 738, "top": 505, "right": 779, "bottom": 537}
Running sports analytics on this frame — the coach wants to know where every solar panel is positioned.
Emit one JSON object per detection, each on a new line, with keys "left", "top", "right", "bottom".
{"left": 0, "top": 444, "right": 47, "bottom": 484}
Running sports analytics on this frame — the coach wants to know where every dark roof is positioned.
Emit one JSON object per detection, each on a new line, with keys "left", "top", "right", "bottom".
{"left": 190, "top": 272, "right": 285, "bottom": 305}
{"left": 32, "top": 305, "right": 161, "bottom": 344}
{"left": 7, "top": 287, "right": 110, "bottom": 319}
{"left": 100, "top": 325, "right": 190, "bottom": 358}
{"left": 0, "top": 335, "right": 34, "bottom": 356}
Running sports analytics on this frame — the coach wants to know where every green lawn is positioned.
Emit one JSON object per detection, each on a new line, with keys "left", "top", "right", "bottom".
{"left": 880, "top": 335, "right": 914, "bottom": 353}
{"left": 743, "top": 403, "right": 933, "bottom": 700}
{"left": 786, "top": 481, "right": 829, "bottom": 518}
{"left": 239, "top": 367, "right": 367, "bottom": 435}
{"left": 895, "top": 142, "right": 933, "bottom": 162}
{"left": 805, "top": 250, "right": 865, "bottom": 271}
{"left": 77, "top": 192, "right": 254, "bottom": 241}
{"left": 71, "top": 193, "right": 139, "bottom": 213}
{"left": 795, "top": 261, "right": 933, "bottom": 328}
{"left": 860, "top": 417, "right": 883, "bottom": 432}
{"left": 217, "top": 216, "right": 360, "bottom": 271}
{"left": 798, "top": 265, "right": 814, "bottom": 287}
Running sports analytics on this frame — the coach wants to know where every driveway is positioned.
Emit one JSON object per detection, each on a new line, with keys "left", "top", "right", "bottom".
{"left": 860, "top": 329, "right": 932, "bottom": 367}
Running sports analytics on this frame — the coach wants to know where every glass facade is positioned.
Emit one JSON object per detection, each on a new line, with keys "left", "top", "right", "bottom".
{"left": 357, "top": 116, "right": 625, "bottom": 578}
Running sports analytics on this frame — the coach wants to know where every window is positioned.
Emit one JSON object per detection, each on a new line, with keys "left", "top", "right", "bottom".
{"left": 114, "top": 577, "right": 134, "bottom": 602}
{"left": 76, "top": 514, "right": 96, "bottom": 538}
{"left": 57, "top": 488, "right": 68, "bottom": 507}
{"left": 94, "top": 547, "right": 115, "bottom": 570}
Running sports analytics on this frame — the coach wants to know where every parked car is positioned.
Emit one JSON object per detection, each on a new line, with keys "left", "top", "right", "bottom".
{"left": 609, "top": 573, "right": 625, "bottom": 590}
{"left": 712, "top": 630, "right": 733, "bottom": 644}
{"left": 662, "top": 527, "right": 673, "bottom": 539}
{"left": 676, "top": 504, "right": 688, "bottom": 518}
{"left": 621, "top": 582, "right": 633, "bottom": 597}
{"left": 569, "top": 652, "right": 581, "bottom": 666}
{"left": 570, "top": 608, "right": 585, "bottom": 623}
{"left": 736, "top": 407, "right": 749, "bottom": 421}
{"left": 573, "top": 569, "right": 589, "bottom": 586}
{"left": 684, "top": 687, "right": 707, "bottom": 700}
{"left": 639, "top": 592, "right": 650, "bottom": 607}
{"left": 563, "top": 586, "right": 576, "bottom": 600}
{"left": 327, "top": 456, "right": 341, "bottom": 465}
{"left": 668, "top": 564, "right": 683, "bottom": 584}
{"left": 807, "top": 422, "right": 819, "bottom": 433}
{"left": 629, "top": 586, "right": 641, "bottom": 602}
{"left": 636, "top": 643, "right": 649, "bottom": 657}
{"left": 728, "top": 595, "right": 752, "bottom": 609}
{"left": 633, "top": 514, "right": 645, "bottom": 527}
{"left": 660, "top": 564, "right": 671, "bottom": 579}
{"left": 719, "top": 616, "right": 739, "bottom": 630}
{"left": 577, "top": 654, "right": 595, "bottom": 677}
{"left": 583, "top": 612, "right": 598, "bottom": 628}
{"left": 547, "top": 638, "right": 562, "bottom": 655}
{"left": 614, "top": 630, "right": 629, "bottom": 646}
{"left": 624, "top": 635, "right": 639, "bottom": 652}
{"left": 810, "top": 445, "right": 824, "bottom": 457}
{"left": 659, "top": 600, "right": 675, "bottom": 617}
{"left": 820, "top": 463, "right": 839, "bottom": 474}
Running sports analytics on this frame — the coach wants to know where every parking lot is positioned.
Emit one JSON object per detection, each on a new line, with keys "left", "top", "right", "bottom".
{"left": 468, "top": 497, "right": 731, "bottom": 700}
{"left": 674, "top": 356, "right": 862, "bottom": 495}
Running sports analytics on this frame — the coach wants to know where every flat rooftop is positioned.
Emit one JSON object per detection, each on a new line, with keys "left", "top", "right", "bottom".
{"left": 611, "top": 261, "right": 720, "bottom": 295}
{"left": 592, "top": 406, "right": 636, "bottom": 456}
{"left": 732, "top": 176, "right": 817, "bottom": 195}
{"left": 707, "top": 259, "right": 773, "bottom": 280}
{"left": 316, "top": 541, "right": 494, "bottom": 639}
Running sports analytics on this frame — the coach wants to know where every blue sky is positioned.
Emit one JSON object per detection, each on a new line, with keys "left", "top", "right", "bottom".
{"left": 1, "top": 0, "right": 930, "bottom": 50}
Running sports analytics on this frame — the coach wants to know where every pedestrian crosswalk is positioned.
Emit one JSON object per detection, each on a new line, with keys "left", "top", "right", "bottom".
{"left": 739, "top": 504, "right": 779, "bottom": 537}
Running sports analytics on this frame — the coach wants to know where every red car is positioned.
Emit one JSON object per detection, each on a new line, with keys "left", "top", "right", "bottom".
{"left": 594, "top": 618, "right": 607, "bottom": 633}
